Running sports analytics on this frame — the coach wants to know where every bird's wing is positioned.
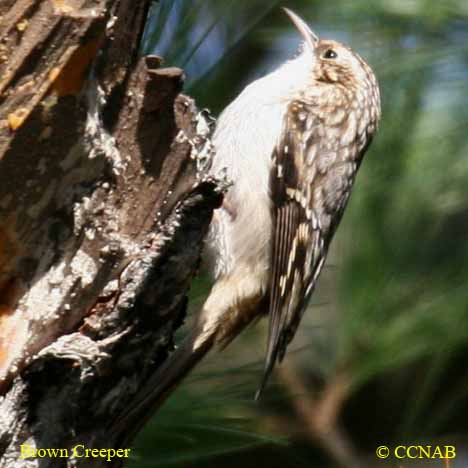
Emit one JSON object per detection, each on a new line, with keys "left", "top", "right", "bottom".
{"left": 258, "top": 99, "right": 355, "bottom": 396}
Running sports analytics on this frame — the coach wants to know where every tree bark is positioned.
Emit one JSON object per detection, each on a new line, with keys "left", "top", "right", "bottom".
{"left": 0, "top": 1, "right": 222, "bottom": 466}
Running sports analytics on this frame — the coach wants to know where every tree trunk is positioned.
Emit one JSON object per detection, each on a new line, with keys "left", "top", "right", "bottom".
{"left": 0, "top": 1, "right": 222, "bottom": 466}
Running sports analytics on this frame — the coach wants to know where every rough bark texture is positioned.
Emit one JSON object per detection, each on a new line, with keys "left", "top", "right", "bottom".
{"left": 0, "top": 1, "right": 222, "bottom": 466}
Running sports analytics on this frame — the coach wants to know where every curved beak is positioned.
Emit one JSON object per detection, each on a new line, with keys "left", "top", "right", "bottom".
{"left": 283, "top": 8, "right": 318, "bottom": 52}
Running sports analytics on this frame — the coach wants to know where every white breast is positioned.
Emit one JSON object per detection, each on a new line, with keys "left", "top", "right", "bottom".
{"left": 205, "top": 48, "right": 314, "bottom": 280}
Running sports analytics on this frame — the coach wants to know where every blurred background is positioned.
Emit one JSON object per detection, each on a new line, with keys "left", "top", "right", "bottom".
{"left": 130, "top": 1, "right": 468, "bottom": 467}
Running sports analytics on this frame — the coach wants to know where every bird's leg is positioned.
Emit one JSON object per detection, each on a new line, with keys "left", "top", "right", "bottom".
{"left": 221, "top": 197, "right": 238, "bottom": 221}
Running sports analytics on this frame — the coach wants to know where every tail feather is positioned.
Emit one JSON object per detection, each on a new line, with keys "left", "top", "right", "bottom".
{"left": 114, "top": 328, "right": 215, "bottom": 436}
{"left": 114, "top": 277, "right": 267, "bottom": 436}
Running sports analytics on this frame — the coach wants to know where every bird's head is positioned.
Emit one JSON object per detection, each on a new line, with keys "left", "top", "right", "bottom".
{"left": 284, "top": 8, "right": 380, "bottom": 118}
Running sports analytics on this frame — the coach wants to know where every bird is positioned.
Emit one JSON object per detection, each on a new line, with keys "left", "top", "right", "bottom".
{"left": 117, "top": 7, "right": 381, "bottom": 430}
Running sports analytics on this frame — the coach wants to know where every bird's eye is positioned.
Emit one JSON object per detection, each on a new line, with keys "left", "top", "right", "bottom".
{"left": 323, "top": 49, "right": 337, "bottom": 59}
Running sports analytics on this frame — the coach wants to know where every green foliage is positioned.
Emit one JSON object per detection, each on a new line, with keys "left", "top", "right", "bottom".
{"left": 128, "top": 387, "right": 286, "bottom": 467}
{"left": 135, "top": 0, "right": 468, "bottom": 465}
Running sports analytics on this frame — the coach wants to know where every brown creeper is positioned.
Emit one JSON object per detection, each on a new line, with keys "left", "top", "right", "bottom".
{"left": 120, "top": 8, "right": 381, "bottom": 423}
{"left": 204, "top": 8, "right": 381, "bottom": 395}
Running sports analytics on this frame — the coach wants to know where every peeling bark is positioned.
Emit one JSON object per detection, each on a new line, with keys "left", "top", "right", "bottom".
{"left": 0, "top": 1, "right": 222, "bottom": 466}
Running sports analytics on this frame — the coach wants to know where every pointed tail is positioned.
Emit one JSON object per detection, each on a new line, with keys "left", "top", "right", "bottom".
{"left": 114, "top": 327, "right": 215, "bottom": 438}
